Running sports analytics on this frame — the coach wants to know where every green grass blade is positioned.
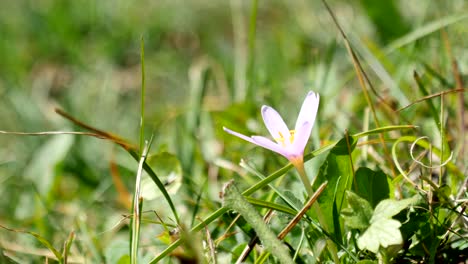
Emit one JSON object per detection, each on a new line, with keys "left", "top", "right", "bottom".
{"left": 128, "top": 149, "right": 180, "bottom": 224}
{"left": 245, "top": 197, "right": 297, "bottom": 216}
{"left": 130, "top": 139, "right": 151, "bottom": 264}
{"left": 139, "top": 36, "right": 146, "bottom": 154}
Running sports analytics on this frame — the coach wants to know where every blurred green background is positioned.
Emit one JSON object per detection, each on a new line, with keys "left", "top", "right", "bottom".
{"left": 0, "top": 0, "right": 466, "bottom": 262}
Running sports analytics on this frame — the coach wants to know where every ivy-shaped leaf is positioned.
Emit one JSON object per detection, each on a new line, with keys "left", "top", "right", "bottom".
{"left": 341, "top": 191, "right": 373, "bottom": 230}
{"left": 357, "top": 218, "right": 403, "bottom": 253}
{"left": 357, "top": 195, "right": 419, "bottom": 253}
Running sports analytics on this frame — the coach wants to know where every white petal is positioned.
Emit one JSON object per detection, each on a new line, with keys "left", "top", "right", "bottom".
{"left": 261, "top": 105, "right": 291, "bottom": 143}
{"left": 292, "top": 121, "right": 312, "bottom": 154}
{"left": 251, "top": 136, "right": 289, "bottom": 158}
{"left": 295, "top": 91, "right": 319, "bottom": 132}
{"left": 223, "top": 127, "right": 256, "bottom": 144}
{"left": 224, "top": 127, "right": 289, "bottom": 158}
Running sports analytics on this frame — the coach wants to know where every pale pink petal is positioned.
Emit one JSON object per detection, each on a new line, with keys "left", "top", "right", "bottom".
{"left": 295, "top": 91, "right": 319, "bottom": 132}
{"left": 251, "top": 136, "right": 289, "bottom": 158}
{"left": 292, "top": 121, "right": 312, "bottom": 154}
{"left": 261, "top": 105, "right": 291, "bottom": 143}
{"left": 223, "top": 127, "right": 256, "bottom": 144}
{"left": 223, "top": 127, "right": 289, "bottom": 157}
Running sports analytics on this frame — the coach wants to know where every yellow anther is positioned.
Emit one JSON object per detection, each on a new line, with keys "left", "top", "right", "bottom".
{"left": 289, "top": 130, "right": 295, "bottom": 143}
{"left": 274, "top": 130, "right": 296, "bottom": 146}
{"left": 274, "top": 131, "right": 285, "bottom": 146}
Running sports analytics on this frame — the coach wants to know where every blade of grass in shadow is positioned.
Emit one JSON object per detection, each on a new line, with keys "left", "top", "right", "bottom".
{"left": 149, "top": 125, "right": 415, "bottom": 263}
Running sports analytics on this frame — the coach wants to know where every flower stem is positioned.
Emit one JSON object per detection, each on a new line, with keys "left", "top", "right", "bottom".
{"left": 293, "top": 161, "right": 314, "bottom": 197}
{"left": 293, "top": 160, "right": 340, "bottom": 263}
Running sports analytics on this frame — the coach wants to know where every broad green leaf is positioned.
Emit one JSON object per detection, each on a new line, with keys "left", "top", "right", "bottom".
{"left": 330, "top": 134, "right": 356, "bottom": 155}
{"left": 341, "top": 191, "right": 373, "bottom": 230}
{"left": 357, "top": 196, "right": 419, "bottom": 253}
{"left": 354, "top": 167, "right": 390, "bottom": 208}
{"left": 312, "top": 136, "right": 355, "bottom": 242}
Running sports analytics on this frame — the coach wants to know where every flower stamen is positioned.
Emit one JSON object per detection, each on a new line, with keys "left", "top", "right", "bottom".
{"left": 276, "top": 131, "right": 286, "bottom": 146}
{"left": 289, "top": 130, "right": 295, "bottom": 143}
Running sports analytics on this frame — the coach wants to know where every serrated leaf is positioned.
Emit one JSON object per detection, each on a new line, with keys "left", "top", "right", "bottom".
{"left": 341, "top": 191, "right": 373, "bottom": 230}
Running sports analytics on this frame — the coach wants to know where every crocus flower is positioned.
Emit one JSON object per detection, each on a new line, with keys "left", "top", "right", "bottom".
{"left": 223, "top": 91, "right": 319, "bottom": 168}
